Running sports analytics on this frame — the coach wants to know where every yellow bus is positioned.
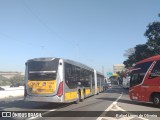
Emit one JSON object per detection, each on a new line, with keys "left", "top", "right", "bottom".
{"left": 24, "top": 58, "right": 104, "bottom": 103}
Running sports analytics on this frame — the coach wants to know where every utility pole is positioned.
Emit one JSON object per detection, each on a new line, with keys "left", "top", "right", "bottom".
{"left": 102, "top": 66, "right": 104, "bottom": 76}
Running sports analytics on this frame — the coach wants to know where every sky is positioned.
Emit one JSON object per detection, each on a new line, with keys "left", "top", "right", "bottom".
{"left": 0, "top": 0, "right": 160, "bottom": 74}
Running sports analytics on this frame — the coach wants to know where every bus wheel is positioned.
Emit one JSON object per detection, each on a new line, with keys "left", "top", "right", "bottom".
{"left": 81, "top": 96, "right": 84, "bottom": 102}
{"left": 152, "top": 94, "right": 160, "bottom": 107}
{"left": 75, "top": 91, "right": 80, "bottom": 104}
{"left": 97, "top": 91, "right": 99, "bottom": 95}
{"left": 83, "top": 89, "right": 86, "bottom": 98}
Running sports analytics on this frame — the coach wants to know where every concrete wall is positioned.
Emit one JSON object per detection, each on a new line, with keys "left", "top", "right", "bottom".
{"left": 0, "top": 86, "right": 24, "bottom": 99}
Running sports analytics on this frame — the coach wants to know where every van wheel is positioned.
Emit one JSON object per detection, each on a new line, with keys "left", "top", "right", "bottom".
{"left": 152, "top": 94, "right": 160, "bottom": 107}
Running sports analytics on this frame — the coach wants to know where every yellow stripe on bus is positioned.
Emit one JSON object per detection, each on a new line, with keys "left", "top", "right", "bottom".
{"left": 65, "top": 91, "right": 78, "bottom": 101}
{"left": 85, "top": 89, "right": 91, "bottom": 95}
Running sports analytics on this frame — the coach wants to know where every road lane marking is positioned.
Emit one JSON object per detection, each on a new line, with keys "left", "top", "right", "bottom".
{"left": 96, "top": 93, "right": 123, "bottom": 120}
{"left": 41, "top": 109, "right": 56, "bottom": 116}
{"left": 105, "top": 93, "right": 123, "bottom": 112}
{"left": 96, "top": 92, "right": 149, "bottom": 120}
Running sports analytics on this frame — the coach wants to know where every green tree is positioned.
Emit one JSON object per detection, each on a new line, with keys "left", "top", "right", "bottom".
{"left": 134, "top": 44, "right": 154, "bottom": 61}
{"left": 116, "top": 71, "right": 125, "bottom": 78}
{"left": 124, "top": 16, "right": 160, "bottom": 68}
{"left": 123, "top": 53, "right": 136, "bottom": 68}
{"left": 10, "top": 75, "right": 24, "bottom": 86}
{"left": 123, "top": 48, "right": 135, "bottom": 58}
{"left": 0, "top": 75, "right": 11, "bottom": 86}
{"left": 123, "top": 44, "right": 155, "bottom": 68}
{"left": 145, "top": 22, "right": 160, "bottom": 54}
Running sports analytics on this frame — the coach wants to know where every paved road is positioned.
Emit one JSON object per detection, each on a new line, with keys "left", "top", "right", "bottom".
{"left": 0, "top": 85, "right": 159, "bottom": 120}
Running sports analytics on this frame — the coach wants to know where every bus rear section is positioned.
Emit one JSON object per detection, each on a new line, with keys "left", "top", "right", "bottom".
{"left": 129, "top": 55, "right": 160, "bottom": 106}
{"left": 24, "top": 58, "right": 64, "bottom": 103}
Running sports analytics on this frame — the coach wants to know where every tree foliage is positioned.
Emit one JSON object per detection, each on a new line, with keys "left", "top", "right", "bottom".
{"left": 10, "top": 75, "right": 24, "bottom": 86}
{"left": 0, "top": 75, "right": 11, "bottom": 86}
{"left": 116, "top": 71, "right": 125, "bottom": 78}
{"left": 123, "top": 20, "right": 160, "bottom": 68}
{"left": 0, "top": 74, "right": 24, "bottom": 86}
{"left": 123, "top": 48, "right": 135, "bottom": 58}
{"left": 145, "top": 22, "right": 160, "bottom": 54}
{"left": 134, "top": 44, "right": 154, "bottom": 61}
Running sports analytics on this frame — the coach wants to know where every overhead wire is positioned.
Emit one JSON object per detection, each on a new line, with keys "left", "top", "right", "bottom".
{"left": 0, "top": 32, "right": 37, "bottom": 47}
{"left": 21, "top": 0, "right": 77, "bottom": 46}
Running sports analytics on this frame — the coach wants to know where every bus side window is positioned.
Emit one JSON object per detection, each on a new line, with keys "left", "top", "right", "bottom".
{"left": 80, "top": 69, "right": 90, "bottom": 87}
{"left": 149, "top": 61, "right": 160, "bottom": 79}
{"left": 75, "top": 66, "right": 81, "bottom": 83}
{"left": 65, "top": 63, "right": 77, "bottom": 89}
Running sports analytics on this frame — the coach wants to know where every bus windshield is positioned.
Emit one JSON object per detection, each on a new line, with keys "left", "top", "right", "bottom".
{"left": 130, "top": 61, "right": 152, "bottom": 87}
{"left": 27, "top": 59, "right": 59, "bottom": 81}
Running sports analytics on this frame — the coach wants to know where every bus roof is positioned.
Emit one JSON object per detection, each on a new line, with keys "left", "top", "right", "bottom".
{"left": 26, "top": 57, "right": 94, "bottom": 72}
{"left": 136, "top": 55, "right": 160, "bottom": 65}
{"left": 64, "top": 59, "right": 94, "bottom": 72}
{"left": 96, "top": 70, "right": 104, "bottom": 76}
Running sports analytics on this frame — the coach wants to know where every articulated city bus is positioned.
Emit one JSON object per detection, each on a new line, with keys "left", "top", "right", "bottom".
{"left": 24, "top": 58, "right": 105, "bottom": 103}
{"left": 129, "top": 55, "right": 160, "bottom": 106}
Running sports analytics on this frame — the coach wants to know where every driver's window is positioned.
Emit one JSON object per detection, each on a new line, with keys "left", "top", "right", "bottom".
{"left": 149, "top": 61, "right": 160, "bottom": 79}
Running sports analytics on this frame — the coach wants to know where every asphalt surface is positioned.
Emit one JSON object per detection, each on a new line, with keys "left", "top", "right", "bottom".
{"left": 0, "top": 85, "right": 160, "bottom": 120}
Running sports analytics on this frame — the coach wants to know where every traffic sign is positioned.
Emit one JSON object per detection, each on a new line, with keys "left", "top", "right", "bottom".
{"left": 106, "top": 72, "right": 113, "bottom": 77}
